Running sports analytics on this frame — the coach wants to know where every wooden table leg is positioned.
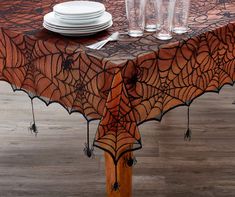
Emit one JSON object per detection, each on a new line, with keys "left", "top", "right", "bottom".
{"left": 105, "top": 152, "right": 132, "bottom": 197}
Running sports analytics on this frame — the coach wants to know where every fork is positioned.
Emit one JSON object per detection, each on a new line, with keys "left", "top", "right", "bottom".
{"left": 86, "top": 32, "right": 119, "bottom": 50}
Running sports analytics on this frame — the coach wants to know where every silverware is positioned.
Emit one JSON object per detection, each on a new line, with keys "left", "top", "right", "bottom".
{"left": 86, "top": 32, "right": 119, "bottom": 50}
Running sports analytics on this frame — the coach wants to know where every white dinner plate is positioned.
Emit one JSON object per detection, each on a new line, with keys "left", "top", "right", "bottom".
{"left": 54, "top": 15, "right": 100, "bottom": 25}
{"left": 54, "top": 10, "right": 104, "bottom": 20}
{"left": 54, "top": 11, "right": 106, "bottom": 25}
{"left": 43, "top": 21, "right": 113, "bottom": 36}
{"left": 43, "top": 20, "right": 112, "bottom": 31}
{"left": 44, "top": 12, "right": 112, "bottom": 28}
{"left": 53, "top": 1, "right": 105, "bottom": 16}
{"left": 43, "top": 21, "right": 112, "bottom": 33}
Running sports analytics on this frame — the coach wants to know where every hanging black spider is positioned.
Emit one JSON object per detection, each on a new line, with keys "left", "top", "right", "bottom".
{"left": 61, "top": 57, "right": 73, "bottom": 70}
{"left": 223, "top": 12, "right": 231, "bottom": 18}
{"left": 124, "top": 67, "right": 142, "bottom": 89}
{"left": 111, "top": 181, "right": 120, "bottom": 192}
{"left": 184, "top": 106, "right": 192, "bottom": 141}
{"left": 75, "top": 82, "right": 85, "bottom": 95}
{"left": 83, "top": 143, "right": 95, "bottom": 158}
{"left": 29, "top": 122, "right": 38, "bottom": 136}
{"left": 126, "top": 67, "right": 142, "bottom": 90}
{"left": 127, "top": 73, "right": 138, "bottom": 85}
{"left": 123, "top": 155, "right": 137, "bottom": 167}
{"left": 184, "top": 128, "right": 192, "bottom": 141}
{"left": 35, "top": 7, "right": 43, "bottom": 14}
{"left": 125, "top": 68, "right": 143, "bottom": 100}
{"left": 29, "top": 99, "right": 38, "bottom": 136}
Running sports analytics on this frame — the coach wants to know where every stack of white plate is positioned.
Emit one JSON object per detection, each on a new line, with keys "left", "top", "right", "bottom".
{"left": 43, "top": 1, "right": 113, "bottom": 36}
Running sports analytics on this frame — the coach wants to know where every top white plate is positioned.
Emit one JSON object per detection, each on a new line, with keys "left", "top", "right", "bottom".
{"left": 53, "top": 1, "right": 105, "bottom": 16}
{"left": 44, "top": 11, "right": 112, "bottom": 28}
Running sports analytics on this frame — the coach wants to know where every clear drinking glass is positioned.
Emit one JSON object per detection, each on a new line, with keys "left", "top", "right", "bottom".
{"left": 156, "top": 0, "right": 176, "bottom": 40}
{"left": 145, "top": 0, "right": 161, "bottom": 32}
{"left": 173, "top": 0, "right": 191, "bottom": 34}
{"left": 125, "top": 0, "right": 146, "bottom": 37}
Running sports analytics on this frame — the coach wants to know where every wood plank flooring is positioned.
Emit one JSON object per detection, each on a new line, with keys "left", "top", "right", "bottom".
{"left": 0, "top": 81, "right": 235, "bottom": 197}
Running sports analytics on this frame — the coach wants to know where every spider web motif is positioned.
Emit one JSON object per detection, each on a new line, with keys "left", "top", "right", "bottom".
{"left": 119, "top": 23, "right": 235, "bottom": 123}
{"left": 0, "top": 29, "right": 35, "bottom": 92}
{"left": 0, "top": 0, "right": 234, "bottom": 163}
{"left": 54, "top": 51, "right": 107, "bottom": 118}
{"left": 94, "top": 69, "right": 141, "bottom": 164}
{"left": 28, "top": 38, "right": 111, "bottom": 119}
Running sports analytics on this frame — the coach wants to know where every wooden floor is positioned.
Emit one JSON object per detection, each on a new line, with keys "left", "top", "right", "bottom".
{"left": 0, "top": 81, "right": 235, "bottom": 197}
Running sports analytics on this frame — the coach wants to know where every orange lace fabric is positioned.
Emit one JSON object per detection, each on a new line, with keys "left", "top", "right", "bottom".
{"left": 0, "top": 0, "right": 234, "bottom": 162}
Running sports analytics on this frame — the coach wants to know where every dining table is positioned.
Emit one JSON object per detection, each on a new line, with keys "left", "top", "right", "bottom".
{"left": 0, "top": 0, "right": 235, "bottom": 196}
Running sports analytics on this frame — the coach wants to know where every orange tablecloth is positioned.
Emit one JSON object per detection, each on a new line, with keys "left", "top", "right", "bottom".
{"left": 0, "top": 0, "right": 234, "bottom": 166}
